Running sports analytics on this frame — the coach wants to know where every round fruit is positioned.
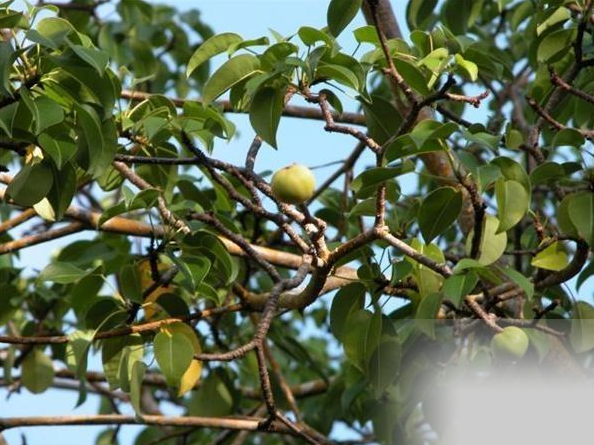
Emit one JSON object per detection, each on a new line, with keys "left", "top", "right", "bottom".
{"left": 490, "top": 326, "right": 529, "bottom": 360}
{"left": 271, "top": 164, "right": 316, "bottom": 205}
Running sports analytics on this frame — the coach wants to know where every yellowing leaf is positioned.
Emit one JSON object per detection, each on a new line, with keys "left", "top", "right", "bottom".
{"left": 465, "top": 214, "right": 507, "bottom": 265}
{"left": 178, "top": 360, "right": 202, "bottom": 397}
{"left": 531, "top": 241, "right": 568, "bottom": 271}
{"left": 25, "top": 146, "right": 44, "bottom": 165}
{"left": 138, "top": 259, "right": 174, "bottom": 320}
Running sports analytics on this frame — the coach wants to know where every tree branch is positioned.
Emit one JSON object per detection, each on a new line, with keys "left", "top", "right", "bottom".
{"left": 0, "top": 414, "right": 293, "bottom": 435}
{"left": 120, "top": 90, "right": 366, "bottom": 127}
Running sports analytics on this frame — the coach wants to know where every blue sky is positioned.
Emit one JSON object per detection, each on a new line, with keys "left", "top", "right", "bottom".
{"left": 2, "top": 1, "right": 592, "bottom": 444}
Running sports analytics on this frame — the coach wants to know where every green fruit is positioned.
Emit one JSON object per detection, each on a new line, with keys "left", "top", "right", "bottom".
{"left": 271, "top": 164, "right": 316, "bottom": 205}
{"left": 490, "top": 326, "right": 529, "bottom": 360}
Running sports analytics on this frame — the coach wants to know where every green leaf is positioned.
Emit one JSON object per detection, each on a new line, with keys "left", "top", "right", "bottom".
{"left": 499, "top": 266, "right": 534, "bottom": 300}
{"left": 462, "top": 127, "right": 500, "bottom": 151}
{"left": 0, "top": 10, "right": 23, "bottom": 29}
{"left": 261, "top": 42, "right": 299, "bottom": 70}
{"left": 327, "top": 0, "right": 362, "bottom": 37}
{"left": 505, "top": 124, "right": 524, "bottom": 150}
{"left": 351, "top": 162, "right": 414, "bottom": 197}
{"left": 330, "top": 283, "right": 366, "bottom": 341}
{"left": 495, "top": 179, "right": 529, "bottom": 233}
{"left": 34, "top": 17, "right": 75, "bottom": 48}
{"left": 552, "top": 128, "right": 585, "bottom": 148}
{"left": 390, "top": 260, "right": 413, "bottom": 286}
{"left": 475, "top": 164, "right": 501, "bottom": 192}
{"left": 465, "top": 214, "right": 508, "bottom": 265}
{"left": 38, "top": 262, "right": 88, "bottom": 284}
{"left": 101, "top": 335, "right": 143, "bottom": 391}
{"left": 558, "top": 194, "right": 580, "bottom": 238}
{"left": 130, "top": 361, "right": 147, "bottom": 417}
{"left": 343, "top": 309, "right": 382, "bottom": 372}
{"left": 442, "top": 272, "right": 478, "bottom": 307}
{"left": 367, "top": 336, "right": 401, "bottom": 398}
{"left": 353, "top": 25, "right": 379, "bottom": 44}
{"left": 536, "top": 6, "right": 570, "bottom": 36}
{"left": 75, "top": 103, "right": 104, "bottom": 172}
{"left": 182, "top": 231, "right": 237, "bottom": 285}
{"left": 6, "top": 162, "right": 53, "bottom": 207}
{"left": 568, "top": 192, "right": 594, "bottom": 245}
{"left": 418, "top": 187, "right": 463, "bottom": 243}
{"left": 153, "top": 329, "right": 194, "bottom": 388}
{"left": 531, "top": 241, "right": 569, "bottom": 272}
{"left": 0, "top": 101, "right": 17, "bottom": 136}
{"left": 386, "top": 120, "right": 457, "bottom": 161}
{"left": 361, "top": 95, "right": 402, "bottom": 147}
{"left": 530, "top": 162, "right": 566, "bottom": 185}
{"left": 118, "top": 335, "right": 145, "bottom": 393}
{"left": 523, "top": 329, "right": 550, "bottom": 363}
{"left": 38, "top": 128, "right": 77, "bottom": 169}
{"left": 415, "top": 292, "right": 442, "bottom": 339}
{"left": 95, "top": 429, "right": 118, "bottom": 445}
{"left": 537, "top": 28, "right": 576, "bottom": 63}
{"left": 85, "top": 298, "right": 127, "bottom": 332}
{"left": 393, "top": 58, "right": 431, "bottom": 95}
{"left": 453, "top": 258, "right": 487, "bottom": 273}
{"left": 570, "top": 301, "right": 594, "bottom": 353}
{"left": 173, "top": 255, "right": 211, "bottom": 292}
{"left": 491, "top": 157, "right": 531, "bottom": 195}
{"left": 101, "top": 337, "right": 127, "bottom": 390}
{"left": 66, "top": 329, "right": 94, "bottom": 379}
{"left": 118, "top": 264, "right": 143, "bottom": 304}
{"left": 576, "top": 260, "right": 594, "bottom": 292}
{"left": 407, "top": 0, "right": 438, "bottom": 30}
{"left": 298, "top": 26, "right": 334, "bottom": 46}
{"left": 42, "top": 162, "right": 77, "bottom": 221}
{"left": 316, "top": 63, "right": 360, "bottom": 90}
{"left": 202, "top": 54, "right": 260, "bottom": 104}
{"left": 347, "top": 198, "right": 377, "bottom": 218}
{"left": 249, "top": 86, "right": 284, "bottom": 148}
{"left": 19, "top": 87, "right": 39, "bottom": 133}
{"left": 188, "top": 370, "right": 234, "bottom": 417}
{"left": 408, "top": 239, "right": 446, "bottom": 296}
{"left": 228, "top": 36, "right": 269, "bottom": 55}
{"left": 454, "top": 53, "right": 478, "bottom": 81}
{"left": 186, "top": 32, "right": 243, "bottom": 77}
{"left": 151, "top": 293, "right": 190, "bottom": 318}
{"left": 419, "top": 47, "right": 449, "bottom": 88}
{"left": 21, "top": 349, "right": 55, "bottom": 394}
{"left": 443, "top": 0, "right": 479, "bottom": 34}
{"left": 34, "top": 97, "right": 65, "bottom": 134}
{"left": 69, "top": 43, "right": 109, "bottom": 75}
{"left": 319, "top": 88, "right": 343, "bottom": 114}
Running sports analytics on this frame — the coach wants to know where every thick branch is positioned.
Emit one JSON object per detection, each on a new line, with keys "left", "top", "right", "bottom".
{"left": 0, "top": 414, "right": 292, "bottom": 435}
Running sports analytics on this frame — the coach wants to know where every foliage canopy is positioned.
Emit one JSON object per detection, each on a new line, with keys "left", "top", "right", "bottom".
{"left": 0, "top": 0, "right": 593, "bottom": 444}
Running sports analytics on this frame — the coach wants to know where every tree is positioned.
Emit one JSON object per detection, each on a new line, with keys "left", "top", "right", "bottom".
{"left": 0, "top": 0, "right": 593, "bottom": 444}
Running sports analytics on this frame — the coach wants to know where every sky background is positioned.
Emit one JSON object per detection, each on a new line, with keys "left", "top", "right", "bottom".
{"left": 2, "top": 1, "right": 593, "bottom": 444}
